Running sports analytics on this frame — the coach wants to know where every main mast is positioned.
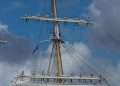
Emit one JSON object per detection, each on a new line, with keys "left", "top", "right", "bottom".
{"left": 22, "top": 0, "right": 91, "bottom": 77}
{"left": 51, "top": 0, "right": 63, "bottom": 76}
{"left": 12, "top": 0, "right": 112, "bottom": 86}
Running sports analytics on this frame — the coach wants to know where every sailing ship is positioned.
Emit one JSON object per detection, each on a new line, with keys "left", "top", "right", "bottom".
{"left": 11, "top": 0, "right": 110, "bottom": 86}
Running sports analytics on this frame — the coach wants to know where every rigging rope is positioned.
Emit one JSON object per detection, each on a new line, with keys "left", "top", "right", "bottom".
{"left": 47, "top": 44, "right": 54, "bottom": 75}
{"left": 62, "top": 43, "right": 111, "bottom": 86}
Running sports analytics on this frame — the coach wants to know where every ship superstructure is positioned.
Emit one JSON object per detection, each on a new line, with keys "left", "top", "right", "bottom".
{"left": 12, "top": 0, "right": 110, "bottom": 86}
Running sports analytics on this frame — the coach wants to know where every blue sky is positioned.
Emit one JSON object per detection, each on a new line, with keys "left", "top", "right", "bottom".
{"left": 0, "top": 0, "right": 119, "bottom": 64}
{"left": 0, "top": 0, "right": 120, "bottom": 86}
{"left": 0, "top": 0, "right": 92, "bottom": 49}
{"left": 0, "top": 0, "right": 90, "bottom": 37}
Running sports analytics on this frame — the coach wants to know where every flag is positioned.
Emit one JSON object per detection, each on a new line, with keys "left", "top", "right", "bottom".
{"left": 32, "top": 44, "right": 39, "bottom": 54}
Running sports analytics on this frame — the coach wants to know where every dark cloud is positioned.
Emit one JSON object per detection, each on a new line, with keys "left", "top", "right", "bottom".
{"left": 0, "top": 25, "right": 33, "bottom": 64}
{"left": 88, "top": 0, "right": 120, "bottom": 85}
{"left": 89, "top": 0, "right": 120, "bottom": 51}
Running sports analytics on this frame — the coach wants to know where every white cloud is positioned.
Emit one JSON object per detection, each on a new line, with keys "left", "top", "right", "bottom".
{"left": 1, "top": 41, "right": 119, "bottom": 86}
{"left": 0, "top": 63, "right": 18, "bottom": 86}
{"left": 0, "top": 22, "right": 33, "bottom": 86}
{"left": 0, "top": 62, "right": 31, "bottom": 86}
{"left": 61, "top": 42, "right": 91, "bottom": 74}
{"left": 89, "top": 0, "right": 120, "bottom": 85}
{"left": 104, "top": 63, "right": 120, "bottom": 86}
{"left": 89, "top": 3, "right": 101, "bottom": 17}
{"left": 33, "top": 42, "right": 91, "bottom": 75}
{"left": 0, "top": 23, "right": 8, "bottom": 32}
{"left": 89, "top": 0, "right": 120, "bottom": 51}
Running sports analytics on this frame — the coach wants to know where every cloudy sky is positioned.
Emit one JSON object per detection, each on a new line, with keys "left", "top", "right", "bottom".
{"left": 0, "top": 0, "right": 120, "bottom": 86}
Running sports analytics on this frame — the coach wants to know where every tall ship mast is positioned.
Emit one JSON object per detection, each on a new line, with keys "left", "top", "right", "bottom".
{"left": 11, "top": 0, "right": 110, "bottom": 86}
